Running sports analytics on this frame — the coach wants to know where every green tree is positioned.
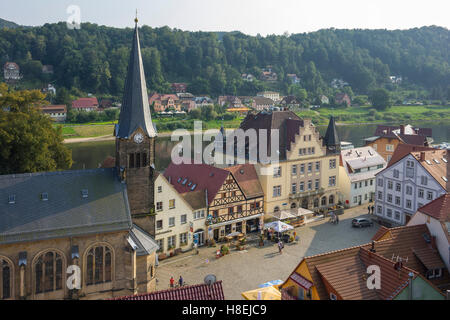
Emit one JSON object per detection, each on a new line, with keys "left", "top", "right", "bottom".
{"left": 369, "top": 88, "right": 392, "bottom": 110}
{"left": 0, "top": 84, "right": 72, "bottom": 174}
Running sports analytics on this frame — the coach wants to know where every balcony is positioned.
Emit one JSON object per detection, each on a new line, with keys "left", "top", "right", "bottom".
{"left": 289, "top": 188, "right": 325, "bottom": 200}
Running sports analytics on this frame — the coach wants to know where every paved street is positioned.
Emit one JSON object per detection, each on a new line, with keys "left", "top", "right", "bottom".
{"left": 156, "top": 205, "right": 379, "bottom": 299}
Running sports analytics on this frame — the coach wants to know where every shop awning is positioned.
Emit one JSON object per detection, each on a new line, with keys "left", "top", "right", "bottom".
{"left": 210, "top": 214, "right": 262, "bottom": 228}
{"left": 291, "top": 207, "right": 314, "bottom": 217}
{"left": 259, "top": 280, "right": 283, "bottom": 288}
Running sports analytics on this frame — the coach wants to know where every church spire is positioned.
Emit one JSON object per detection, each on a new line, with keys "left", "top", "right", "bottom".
{"left": 323, "top": 115, "right": 340, "bottom": 152}
{"left": 116, "top": 16, "right": 156, "bottom": 139}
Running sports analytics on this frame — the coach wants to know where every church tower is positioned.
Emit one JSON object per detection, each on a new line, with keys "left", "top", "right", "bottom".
{"left": 115, "top": 16, "right": 157, "bottom": 236}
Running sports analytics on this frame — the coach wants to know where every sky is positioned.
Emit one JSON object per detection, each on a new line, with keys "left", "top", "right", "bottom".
{"left": 1, "top": 0, "right": 449, "bottom": 35}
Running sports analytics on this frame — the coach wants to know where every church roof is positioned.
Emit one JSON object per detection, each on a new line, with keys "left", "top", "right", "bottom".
{"left": 0, "top": 168, "right": 132, "bottom": 244}
{"left": 323, "top": 115, "right": 340, "bottom": 148}
{"left": 116, "top": 22, "right": 156, "bottom": 139}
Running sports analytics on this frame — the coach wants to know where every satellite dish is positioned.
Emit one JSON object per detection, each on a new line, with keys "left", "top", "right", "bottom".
{"left": 204, "top": 274, "right": 217, "bottom": 286}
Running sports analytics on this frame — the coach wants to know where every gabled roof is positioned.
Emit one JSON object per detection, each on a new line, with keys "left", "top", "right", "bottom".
{"left": 116, "top": 22, "right": 156, "bottom": 139}
{"left": 417, "top": 193, "right": 450, "bottom": 223}
{"left": 128, "top": 224, "right": 159, "bottom": 256}
{"left": 385, "top": 144, "right": 435, "bottom": 168}
{"left": 374, "top": 125, "right": 432, "bottom": 137}
{"left": 113, "top": 281, "right": 225, "bottom": 300}
{"left": 72, "top": 97, "right": 98, "bottom": 108}
{"left": 163, "top": 163, "right": 230, "bottom": 204}
{"left": 0, "top": 168, "right": 132, "bottom": 244}
{"left": 224, "top": 164, "right": 264, "bottom": 199}
{"left": 283, "top": 224, "right": 449, "bottom": 299}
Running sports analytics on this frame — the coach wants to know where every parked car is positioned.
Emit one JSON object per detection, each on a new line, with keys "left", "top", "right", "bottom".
{"left": 352, "top": 218, "right": 373, "bottom": 228}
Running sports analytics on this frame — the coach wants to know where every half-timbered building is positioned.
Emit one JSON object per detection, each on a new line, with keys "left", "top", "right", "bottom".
{"left": 163, "top": 163, "right": 264, "bottom": 242}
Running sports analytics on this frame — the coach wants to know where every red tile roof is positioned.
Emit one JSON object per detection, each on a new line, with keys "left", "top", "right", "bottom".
{"left": 39, "top": 105, "right": 67, "bottom": 113}
{"left": 283, "top": 224, "right": 449, "bottom": 299}
{"left": 72, "top": 97, "right": 99, "bottom": 108}
{"left": 417, "top": 193, "right": 450, "bottom": 223}
{"left": 163, "top": 163, "right": 230, "bottom": 204}
{"left": 113, "top": 281, "right": 225, "bottom": 300}
{"left": 224, "top": 164, "right": 263, "bottom": 199}
{"left": 386, "top": 144, "right": 436, "bottom": 168}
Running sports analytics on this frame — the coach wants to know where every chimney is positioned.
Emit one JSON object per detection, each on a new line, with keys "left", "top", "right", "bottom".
{"left": 370, "top": 241, "right": 376, "bottom": 253}
{"left": 400, "top": 125, "right": 405, "bottom": 135}
{"left": 420, "top": 152, "right": 426, "bottom": 162}
{"left": 408, "top": 272, "right": 414, "bottom": 300}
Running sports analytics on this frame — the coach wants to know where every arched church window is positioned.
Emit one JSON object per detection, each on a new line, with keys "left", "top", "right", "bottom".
{"left": 86, "top": 245, "right": 113, "bottom": 285}
{"left": 0, "top": 257, "right": 12, "bottom": 299}
{"left": 34, "top": 251, "right": 63, "bottom": 294}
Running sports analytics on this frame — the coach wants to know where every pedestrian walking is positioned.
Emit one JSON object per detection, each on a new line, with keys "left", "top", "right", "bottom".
{"left": 178, "top": 276, "right": 184, "bottom": 287}
{"left": 367, "top": 205, "right": 371, "bottom": 214}
{"left": 371, "top": 205, "right": 375, "bottom": 214}
{"left": 336, "top": 215, "right": 339, "bottom": 224}
{"left": 278, "top": 240, "right": 283, "bottom": 254}
{"left": 170, "top": 276, "right": 174, "bottom": 288}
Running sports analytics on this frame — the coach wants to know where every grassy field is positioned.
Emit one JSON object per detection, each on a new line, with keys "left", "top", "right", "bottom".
{"left": 60, "top": 104, "right": 450, "bottom": 139}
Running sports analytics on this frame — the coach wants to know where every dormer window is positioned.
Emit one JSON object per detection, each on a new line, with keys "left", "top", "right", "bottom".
{"left": 8, "top": 194, "right": 16, "bottom": 204}
{"left": 182, "top": 178, "right": 188, "bottom": 185}
{"left": 191, "top": 184, "right": 197, "bottom": 191}
{"left": 41, "top": 193, "right": 48, "bottom": 201}
{"left": 177, "top": 177, "right": 182, "bottom": 183}
{"left": 81, "top": 189, "right": 88, "bottom": 198}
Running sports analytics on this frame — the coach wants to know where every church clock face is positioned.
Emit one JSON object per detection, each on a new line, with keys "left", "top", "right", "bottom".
{"left": 134, "top": 133, "right": 144, "bottom": 144}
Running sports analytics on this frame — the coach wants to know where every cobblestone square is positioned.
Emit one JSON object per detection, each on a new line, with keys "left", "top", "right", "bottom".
{"left": 156, "top": 206, "right": 379, "bottom": 299}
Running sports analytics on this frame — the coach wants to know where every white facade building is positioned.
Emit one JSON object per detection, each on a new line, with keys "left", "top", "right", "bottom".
{"left": 154, "top": 174, "right": 207, "bottom": 257}
{"left": 375, "top": 149, "right": 448, "bottom": 227}
{"left": 338, "top": 147, "right": 386, "bottom": 207}
{"left": 408, "top": 193, "right": 450, "bottom": 273}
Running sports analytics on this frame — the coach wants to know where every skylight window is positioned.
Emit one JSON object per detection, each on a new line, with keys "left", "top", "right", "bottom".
{"left": 182, "top": 178, "right": 188, "bottom": 185}
{"left": 425, "top": 160, "right": 432, "bottom": 165}
{"left": 41, "top": 193, "right": 48, "bottom": 201}
{"left": 81, "top": 189, "right": 88, "bottom": 198}
{"left": 442, "top": 158, "right": 447, "bottom": 163}
{"left": 191, "top": 184, "right": 197, "bottom": 191}
{"left": 187, "top": 182, "right": 192, "bottom": 187}
{"left": 177, "top": 177, "right": 182, "bottom": 183}
{"left": 442, "top": 176, "right": 448, "bottom": 182}
{"left": 8, "top": 194, "right": 16, "bottom": 204}
{"left": 433, "top": 159, "right": 440, "bottom": 164}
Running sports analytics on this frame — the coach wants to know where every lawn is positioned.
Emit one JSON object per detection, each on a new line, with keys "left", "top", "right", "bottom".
{"left": 60, "top": 124, "right": 115, "bottom": 138}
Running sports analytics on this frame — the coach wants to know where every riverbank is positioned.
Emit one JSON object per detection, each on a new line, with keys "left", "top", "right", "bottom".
{"left": 62, "top": 104, "right": 450, "bottom": 142}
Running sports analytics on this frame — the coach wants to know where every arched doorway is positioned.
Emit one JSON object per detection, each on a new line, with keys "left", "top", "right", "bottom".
{"left": 329, "top": 195, "right": 335, "bottom": 205}
{"left": 301, "top": 199, "right": 308, "bottom": 209}
{"left": 314, "top": 198, "right": 319, "bottom": 208}
{"left": 290, "top": 202, "right": 297, "bottom": 209}
{"left": 274, "top": 206, "right": 280, "bottom": 213}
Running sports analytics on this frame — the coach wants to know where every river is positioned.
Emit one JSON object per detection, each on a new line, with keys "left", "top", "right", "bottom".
{"left": 67, "top": 120, "right": 450, "bottom": 171}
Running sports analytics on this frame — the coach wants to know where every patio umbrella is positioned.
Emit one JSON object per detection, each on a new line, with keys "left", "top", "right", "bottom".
{"left": 270, "top": 210, "right": 296, "bottom": 220}
{"left": 241, "top": 286, "right": 281, "bottom": 300}
{"left": 259, "top": 280, "right": 283, "bottom": 288}
{"left": 292, "top": 207, "right": 314, "bottom": 217}
{"left": 264, "top": 221, "right": 293, "bottom": 233}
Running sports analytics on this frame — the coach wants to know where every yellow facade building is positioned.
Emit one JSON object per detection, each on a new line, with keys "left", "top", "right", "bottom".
{"left": 239, "top": 111, "right": 341, "bottom": 216}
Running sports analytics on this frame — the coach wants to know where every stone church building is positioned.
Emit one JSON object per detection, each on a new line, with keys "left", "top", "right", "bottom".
{"left": 0, "top": 18, "right": 159, "bottom": 300}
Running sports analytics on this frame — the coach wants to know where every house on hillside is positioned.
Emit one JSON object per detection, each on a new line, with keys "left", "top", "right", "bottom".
{"left": 39, "top": 105, "right": 67, "bottom": 122}
{"left": 72, "top": 97, "right": 99, "bottom": 112}
{"left": 171, "top": 83, "right": 187, "bottom": 93}
{"left": 149, "top": 93, "right": 181, "bottom": 113}
{"left": 3, "top": 62, "right": 21, "bottom": 82}
{"left": 252, "top": 96, "right": 274, "bottom": 111}
{"left": 287, "top": 74, "right": 300, "bottom": 84}
{"left": 241, "top": 73, "right": 255, "bottom": 82}
{"left": 42, "top": 65, "right": 54, "bottom": 74}
{"left": 218, "top": 96, "right": 242, "bottom": 109}
{"left": 257, "top": 91, "right": 280, "bottom": 102}
{"left": 335, "top": 93, "right": 351, "bottom": 106}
